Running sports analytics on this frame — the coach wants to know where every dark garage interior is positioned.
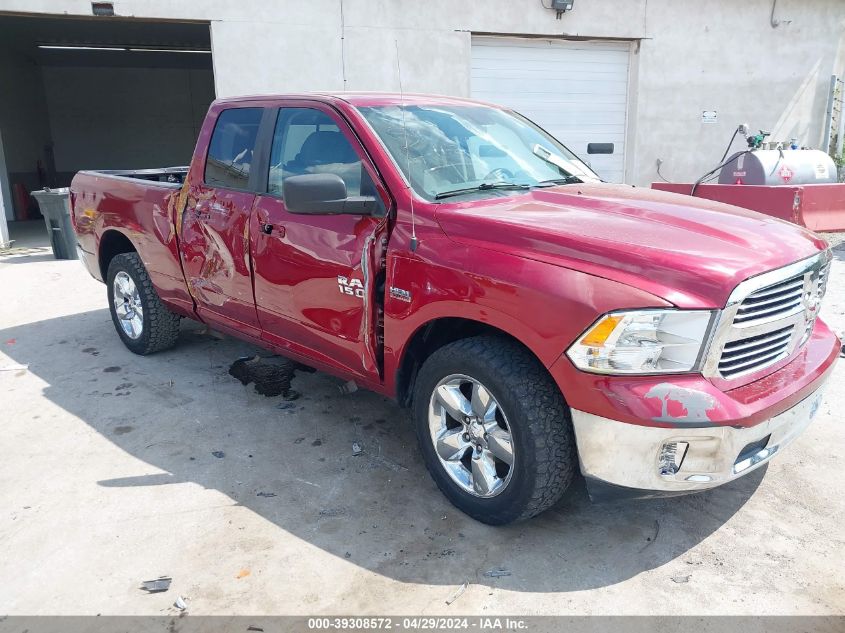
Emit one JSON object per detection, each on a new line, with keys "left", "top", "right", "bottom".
{"left": 0, "top": 14, "right": 215, "bottom": 241}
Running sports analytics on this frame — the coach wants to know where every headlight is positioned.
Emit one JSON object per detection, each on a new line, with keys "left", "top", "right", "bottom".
{"left": 566, "top": 310, "right": 715, "bottom": 374}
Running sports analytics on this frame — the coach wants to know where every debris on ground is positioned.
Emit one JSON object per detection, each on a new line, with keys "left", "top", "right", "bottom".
{"left": 211, "top": 451, "right": 225, "bottom": 459}
{"left": 445, "top": 581, "right": 468, "bottom": 605}
{"left": 174, "top": 596, "right": 187, "bottom": 611}
{"left": 0, "top": 364, "right": 28, "bottom": 372}
{"left": 257, "top": 491, "right": 277, "bottom": 498}
{"left": 196, "top": 325, "right": 225, "bottom": 340}
{"left": 639, "top": 519, "right": 660, "bottom": 552}
{"left": 352, "top": 442, "right": 363, "bottom": 456}
{"left": 228, "top": 355, "right": 314, "bottom": 398}
{"left": 319, "top": 507, "right": 348, "bottom": 518}
{"left": 276, "top": 401, "right": 297, "bottom": 410}
{"left": 368, "top": 454, "right": 408, "bottom": 472}
{"left": 140, "top": 577, "right": 172, "bottom": 593}
{"left": 236, "top": 569, "right": 251, "bottom": 579}
{"left": 483, "top": 568, "right": 511, "bottom": 578}
{"left": 339, "top": 380, "right": 358, "bottom": 395}
{"left": 671, "top": 574, "right": 691, "bottom": 584}
{"left": 247, "top": 626, "right": 264, "bottom": 632}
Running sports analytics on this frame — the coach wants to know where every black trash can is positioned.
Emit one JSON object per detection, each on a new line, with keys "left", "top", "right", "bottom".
{"left": 31, "top": 188, "right": 78, "bottom": 260}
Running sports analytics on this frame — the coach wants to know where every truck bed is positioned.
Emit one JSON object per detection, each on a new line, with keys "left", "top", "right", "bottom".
{"left": 82, "top": 166, "right": 189, "bottom": 185}
{"left": 70, "top": 168, "right": 195, "bottom": 317}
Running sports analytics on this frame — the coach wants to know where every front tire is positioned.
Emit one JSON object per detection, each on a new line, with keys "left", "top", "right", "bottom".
{"left": 412, "top": 336, "right": 576, "bottom": 525}
{"left": 106, "top": 252, "right": 181, "bottom": 355}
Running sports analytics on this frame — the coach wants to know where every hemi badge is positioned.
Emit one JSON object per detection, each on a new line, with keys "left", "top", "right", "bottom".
{"left": 389, "top": 286, "right": 411, "bottom": 302}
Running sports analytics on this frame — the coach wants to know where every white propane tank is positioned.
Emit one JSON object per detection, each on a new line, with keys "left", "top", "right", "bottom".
{"left": 718, "top": 149, "right": 837, "bottom": 185}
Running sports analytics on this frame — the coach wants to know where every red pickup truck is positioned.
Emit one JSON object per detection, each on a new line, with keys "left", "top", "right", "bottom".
{"left": 70, "top": 93, "right": 838, "bottom": 524}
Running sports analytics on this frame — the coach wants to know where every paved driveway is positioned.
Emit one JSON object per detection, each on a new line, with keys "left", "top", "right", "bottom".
{"left": 1, "top": 234, "right": 843, "bottom": 616}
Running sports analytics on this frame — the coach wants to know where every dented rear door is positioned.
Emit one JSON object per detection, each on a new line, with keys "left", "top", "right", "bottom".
{"left": 179, "top": 105, "right": 263, "bottom": 335}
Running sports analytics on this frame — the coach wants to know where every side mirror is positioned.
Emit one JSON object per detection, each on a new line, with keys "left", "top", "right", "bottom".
{"left": 587, "top": 143, "right": 614, "bottom": 155}
{"left": 283, "top": 173, "right": 377, "bottom": 215}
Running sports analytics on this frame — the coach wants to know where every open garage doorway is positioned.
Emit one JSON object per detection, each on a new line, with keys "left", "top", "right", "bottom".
{"left": 0, "top": 14, "right": 214, "bottom": 249}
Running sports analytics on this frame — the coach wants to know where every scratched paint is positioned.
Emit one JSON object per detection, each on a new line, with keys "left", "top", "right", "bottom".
{"left": 173, "top": 182, "right": 190, "bottom": 240}
{"left": 644, "top": 382, "right": 718, "bottom": 423}
{"left": 151, "top": 202, "right": 175, "bottom": 246}
{"left": 179, "top": 183, "right": 260, "bottom": 326}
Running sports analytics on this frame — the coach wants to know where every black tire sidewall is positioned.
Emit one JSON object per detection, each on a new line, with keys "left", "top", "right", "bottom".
{"left": 106, "top": 254, "right": 154, "bottom": 355}
{"left": 413, "top": 342, "right": 559, "bottom": 525}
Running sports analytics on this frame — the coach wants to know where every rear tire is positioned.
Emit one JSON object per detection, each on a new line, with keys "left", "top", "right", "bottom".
{"left": 106, "top": 252, "right": 181, "bottom": 355}
{"left": 412, "top": 336, "right": 576, "bottom": 525}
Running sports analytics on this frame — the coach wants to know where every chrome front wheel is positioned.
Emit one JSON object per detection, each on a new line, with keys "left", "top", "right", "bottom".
{"left": 428, "top": 374, "right": 514, "bottom": 498}
{"left": 413, "top": 336, "right": 576, "bottom": 524}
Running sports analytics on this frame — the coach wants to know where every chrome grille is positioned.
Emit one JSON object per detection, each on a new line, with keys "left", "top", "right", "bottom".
{"left": 733, "top": 275, "right": 804, "bottom": 325}
{"left": 818, "top": 262, "right": 829, "bottom": 296}
{"left": 704, "top": 251, "right": 832, "bottom": 381}
{"left": 718, "top": 324, "right": 794, "bottom": 378}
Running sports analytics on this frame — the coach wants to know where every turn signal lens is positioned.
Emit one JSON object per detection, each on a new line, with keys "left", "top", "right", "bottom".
{"left": 580, "top": 315, "right": 622, "bottom": 347}
{"left": 567, "top": 309, "right": 715, "bottom": 374}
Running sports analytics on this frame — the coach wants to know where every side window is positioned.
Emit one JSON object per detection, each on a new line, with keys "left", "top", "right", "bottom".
{"left": 204, "top": 107, "right": 263, "bottom": 189}
{"left": 268, "top": 108, "right": 381, "bottom": 207}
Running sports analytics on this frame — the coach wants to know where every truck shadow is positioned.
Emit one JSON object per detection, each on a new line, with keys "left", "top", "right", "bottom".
{"left": 0, "top": 308, "right": 765, "bottom": 593}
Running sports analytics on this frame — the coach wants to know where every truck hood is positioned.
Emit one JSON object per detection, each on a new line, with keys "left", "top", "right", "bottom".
{"left": 435, "top": 183, "right": 828, "bottom": 308}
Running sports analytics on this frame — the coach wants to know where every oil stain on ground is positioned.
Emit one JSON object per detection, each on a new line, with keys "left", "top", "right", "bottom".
{"left": 228, "top": 355, "right": 315, "bottom": 398}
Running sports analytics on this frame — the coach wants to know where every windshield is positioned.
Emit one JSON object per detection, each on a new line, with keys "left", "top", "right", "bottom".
{"left": 357, "top": 103, "right": 601, "bottom": 201}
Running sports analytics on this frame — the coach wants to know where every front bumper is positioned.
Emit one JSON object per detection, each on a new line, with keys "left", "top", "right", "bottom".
{"left": 572, "top": 381, "right": 827, "bottom": 497}
{"left": 562, "top": 318, "right": 839, "bottom": 499}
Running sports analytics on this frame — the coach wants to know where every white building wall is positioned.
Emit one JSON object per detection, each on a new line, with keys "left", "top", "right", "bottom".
{"left": 633, "top": 0, "right": 845, "bottom": 187}
{"left": 2, "top": 0, "right": 844, "bottom": 186}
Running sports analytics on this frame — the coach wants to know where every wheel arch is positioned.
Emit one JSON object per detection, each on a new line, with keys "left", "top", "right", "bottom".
{"left": 98, "top": 230, "right": 137, "bottom": 281}
{"left": 394, "top": 316, "right": 558, "bottom": 408}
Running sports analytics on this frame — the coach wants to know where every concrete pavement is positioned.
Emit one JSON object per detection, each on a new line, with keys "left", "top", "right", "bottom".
{"left": 1, "top": 229, "right": 843, "bottom": 616}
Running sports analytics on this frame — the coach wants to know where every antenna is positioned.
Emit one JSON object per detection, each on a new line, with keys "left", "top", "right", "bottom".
{"left": 395, "top": 39, "right": 418, "bottom": 252}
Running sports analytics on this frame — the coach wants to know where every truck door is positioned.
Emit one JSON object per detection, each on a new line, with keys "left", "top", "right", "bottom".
{"left": 180, "top": 106, "right": 263, "bottom": 335}
{"left": 250, "top": 104, "right": 390, "bottom": 380}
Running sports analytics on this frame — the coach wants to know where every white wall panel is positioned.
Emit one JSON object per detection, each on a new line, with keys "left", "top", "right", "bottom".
{"left": 471, "top": 37, "right": 630, "bottom": 183}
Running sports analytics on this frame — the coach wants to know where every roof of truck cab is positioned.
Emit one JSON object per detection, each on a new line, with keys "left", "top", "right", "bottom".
{"left": 211, "top": 92, "right": 502, "bottom": 108}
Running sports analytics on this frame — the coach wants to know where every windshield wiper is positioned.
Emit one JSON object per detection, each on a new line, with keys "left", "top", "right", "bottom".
{"left": 534, "top": 176, "right": 582, "bottom": 187}
{"left": 434, "top": 182, "right": 530, "bottom": 200}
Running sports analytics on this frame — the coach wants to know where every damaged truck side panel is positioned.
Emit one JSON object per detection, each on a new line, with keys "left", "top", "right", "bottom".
{"left": 71, "top": 93, "right": 838, "bottom": 524}
{"left": 73, "top": 172, "right": 195, "bottom": 318}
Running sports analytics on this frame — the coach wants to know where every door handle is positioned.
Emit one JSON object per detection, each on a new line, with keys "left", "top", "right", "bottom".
{"left": 261, "top": 223, "right": 285, "bottom": 237}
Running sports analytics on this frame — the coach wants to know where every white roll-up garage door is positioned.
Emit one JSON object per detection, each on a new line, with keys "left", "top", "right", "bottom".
{"left": 471, "top": 36, "right": 631, "bottom": 183}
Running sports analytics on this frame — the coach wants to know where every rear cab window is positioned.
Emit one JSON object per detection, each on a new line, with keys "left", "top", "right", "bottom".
{"left": 204, "top": 107, "right": 263, "bottom": 189}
